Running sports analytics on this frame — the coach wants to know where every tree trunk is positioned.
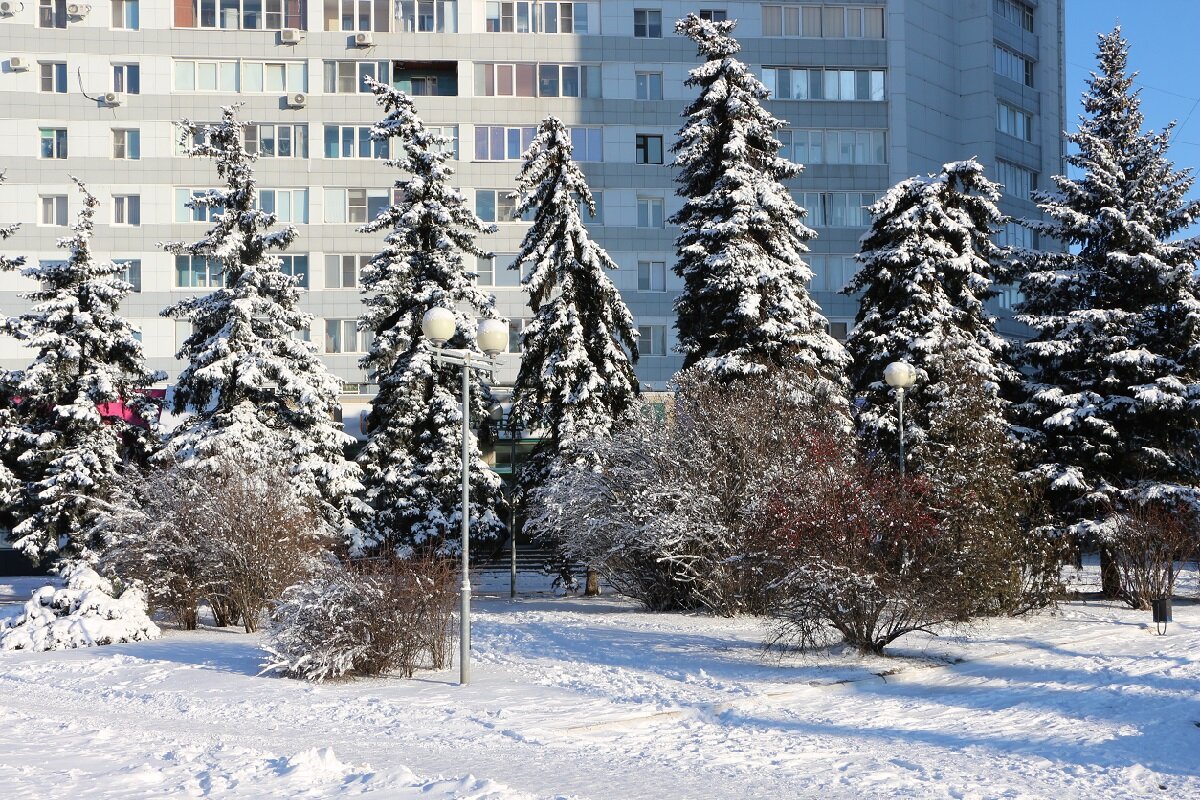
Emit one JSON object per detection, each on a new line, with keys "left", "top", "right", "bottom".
{"left": 584, "top": 568, "right": 600, "bottom": 597}
{"left": 1099, "top": 544, "right": 1121, "bottom": 598}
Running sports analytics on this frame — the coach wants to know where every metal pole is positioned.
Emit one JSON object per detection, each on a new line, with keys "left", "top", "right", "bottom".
{"left": 510, "top": 417, "right": 517, "bottom": 600}
{"left": 897, "top": 387, "right": 906, "bottom": 481}
{"left": 459, "top": 357, "right": 471, "bottom": 686}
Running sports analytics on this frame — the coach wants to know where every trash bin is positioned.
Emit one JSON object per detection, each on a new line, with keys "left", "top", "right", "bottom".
{"left": 1151, "top": 597, "right": 1172, "bottom": 635}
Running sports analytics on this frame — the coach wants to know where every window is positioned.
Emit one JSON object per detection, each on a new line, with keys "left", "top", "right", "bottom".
{"left": 475, "top": 189, "right": 523, "bottom": 223}
{"left": 475, "top": 63, "right": 600, "bottom": 98}
{"left": 762, "top": 5, "right": 884, "bottom": 38}
{"left": 798, "top": 192, "right": 878, "bottom": 227}
{"left": 637, "top": 260, "right": 666, "bottom": 292}
{"left": 997, "top": 102, "right": 1033, "bottom": 142}
{"left": 778, "top": 129, "right": 886, "bottom": 165}
{"left": 324, "top": 0, "right": 391, "bottom": 31}
{"left": 40, "top": 195, "right": 68, "bottom": 226}
{"left": 474, "top": 126, "right": 536, "bottom": 161}
{"left": 113, "top": 195, "right": 141, "bottom": 226}
{"left": 397, "top": 0, "right": 459, "bottom": 32}
{"left": 113, "top": 64, "right": 140, "bottom": 95}
{"left": 637, "top": 325, "right": 666, "bottom": 356}
{"left": 326, "top": 319, "right": 371, "bottom": 353}
{"left": 323, "top": 60, "right": 388, "bottom": 93}
{"left": 113, "top": 129, "right": 141, "bottom": 160}
{"left": 994, "top": 45, "right": 1034, "bottom": 87}
{"left": 325, "top": 254, "right": 370, "bottom": 289}
{"left": 174, "top": 189, "right": 223, "bottom": 222}
{"left": 508, "top": 317, "right": 529, "bottom": 352}
{"left": 761, "top": 67, "right": 885, "bottom": 101}
{"left": 324, "top": 188, "right": 394, "bottom": 223}
{"left": 474, "top": 255, "right": 495, "bottom": 287}
{"left": 635, "top": 134, "right": 664, "bottom": 165}
{"left": 994, "top": 0, "right": 1033, "bottom": 32}
{"left": 323, "top": 125, "right": 388, "bottom": 159}
{"left": 636, "top": 71, "right": 663, "bottom": 101}
{"left": 580, "top": 190, "right": 603, "bottom": 224}
{"left": 484, "top": 1, "right": 593, "bottom": 34}
{"left": 175, "top": 255, "right": 224, "bottom": 288}
{"left": 390, "top": 125, "right": 459, "bottom": 160}
{"left": 115, "top": 259, "right": 142, "bottom": 292}
{"left": 40, "top": 128, "right": 68, "bottom": 159}
{"left": 278, "top": 254, "right": 309, "bottom": 289}
{"left": 112, "top": 0, "right": 139, "bottom": 29}
{"left": 174, "top": 60, "right": 239, "bottom": 92}
{"left": 808, "top": 254, "right": 859, "bottom": 292}
{"left": 698, "top": 9, "right": 726, "bottom": 22}
{"left": 570, "top": 127, "right": 603, "bottom": 162}
{"left": 175, "top": 0, "right": 305, "bottom": 29}
{"left": 997, "top": 221, "right": 1035, "bottom": 249}
{"left": 257, "top": 189, "right": 309, "bottom": 223}
{"left": 633, "top": 9, "right": 661, "bottom": 38}
{"left": 637, "top": 197, "right": 664, "bottom": 228}
{"left": 827, "top": 321, "right": 850, "bottom": 341}
{"left": 997, "top": 285, "right": 1025, "bottom": 310}
{"left": 244, "top": 61, "right": 307, "bottom": 93}
{"left": 40, "top": 62, "right": 67, "bottom": 93}
{"left": 39, "top": 0, "right": 66, "bottom": 28}
{"left": 995, "top": 160, "right": 1036, "bottom": 200}
{"left": 246, "top": 124, "right": 308, "bottom": 158}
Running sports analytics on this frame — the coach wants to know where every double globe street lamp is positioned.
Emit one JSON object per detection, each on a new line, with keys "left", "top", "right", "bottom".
{"left": 420, "top": 306, "right": 508, "bottom": 687}
{"left": 883, "top": 360, "right": 917, "bottom": 480}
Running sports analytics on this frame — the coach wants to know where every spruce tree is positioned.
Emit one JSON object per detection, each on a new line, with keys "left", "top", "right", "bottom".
{"left": 845, "top": 159, "right": 1017, "bottom": 469}
{"left": 0, "top": 171, "right": 25, "bottom": 509}
{"left": 355, "top": 80, "right": 503, "bottom": 557}
{"left": 2, "top": 179, "right": 163, "bottom": 564}
{"left": 160, "top": 106, "right": 363, "bottom": 533}
{"left": 509, "top": 116, "right": 640, "bottom": 492}
{"left": 1017, "top": 27, "right": 1200, "bottom": 539}
{"left": 671, "top": 14, "right": 848, "bottom": 402}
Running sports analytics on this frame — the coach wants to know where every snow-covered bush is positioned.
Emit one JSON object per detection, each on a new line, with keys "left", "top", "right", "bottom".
{"left": 764, "top": 435, "right": 963, "bottom": 655}
{"left": 527, "top": 370, "right": 842, "bottom": 614}
{"left": 0, "top": 563, "right": 159, "bottom": 651}
{"left": 263, "top": 557, "right": 456, "bottom": 682}
{"left": 1103, "top": 502, "right": 1197, "bottom": 609}
{"left": 100, "top": 456, "right": 332, "bottom": 631}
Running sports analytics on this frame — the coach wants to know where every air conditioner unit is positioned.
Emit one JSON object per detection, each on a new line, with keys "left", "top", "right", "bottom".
{"left": 279, "top": 27, "right": 302, "bottom": 44}
{"left": 8, "top": 55, "right": 29, "bottom": 71}
{"left": 65, "top": 2, "right": 89, "bottom": 16}
{"left": 0, "top": 2, "right": 23, "bottom": 16}
{"left": 286, "top": 91, "right": 307, "bottom": 108}
{"left": 103, "top": 91, "right": 124, "bottom": 106}
{"left": 354, "top": 31, "right": 373, "bottom": 46}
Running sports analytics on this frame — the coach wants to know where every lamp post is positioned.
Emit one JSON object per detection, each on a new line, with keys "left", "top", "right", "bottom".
{"left": 883, "top": 360, "right": 917, "bottom": 480}
{"left": 421, "top": 307, "right": 508, "bottom": 687}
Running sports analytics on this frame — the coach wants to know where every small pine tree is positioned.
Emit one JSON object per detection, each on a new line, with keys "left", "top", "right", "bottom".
{"left": 160, "top": 106, "right": 363, "bottom": 533}
{"left": 846, "top": 159, "right": 1017, "bottom": 469}
{"left": 1016, "top": 28, "right": 1200, "bottom": 541}
{"left": 355, "top": 80, "right": 503, "bottom": 557}
{"left": 1, "top": 179, "right": 164, "bottom": 564}
{"left": 509, "top": 116, "right": 640, "bottom": 492}
{"left": 671, "top": 14, "right": 849, "bottom": 404}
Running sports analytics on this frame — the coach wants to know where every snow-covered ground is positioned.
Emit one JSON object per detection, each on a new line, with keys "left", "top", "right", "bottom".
{"left": 1, "top": 567, "right": 1198, "bottom": 799}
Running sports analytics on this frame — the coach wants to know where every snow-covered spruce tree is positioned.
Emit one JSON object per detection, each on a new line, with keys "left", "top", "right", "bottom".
{"left": 1016, "top": 28, "right": 1200, "bottom": 544}
{"left": 2, "top": 179, "right": 164, "bottom": 565}
{"left": 509, "top": 116, "right": 640, "bottom": 494}
{"left": 671, "top": 14, "right": 849, "bottom": 405}
{"left": 160, "top": 106, "right": 363, "bottom": 535}
{"left": 845, "top": 159, "right": 1018, "bottom": 470}
{"left": 0, "top": 171, "right": 26, "bottom": 510}
{"left": 355, "top": 79, "right": 503, "bottom": 557}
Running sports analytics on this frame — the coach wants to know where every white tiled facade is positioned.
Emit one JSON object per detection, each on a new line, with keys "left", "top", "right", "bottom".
{"left": 0, "top": 0, "right": 1064, "bottom": 393}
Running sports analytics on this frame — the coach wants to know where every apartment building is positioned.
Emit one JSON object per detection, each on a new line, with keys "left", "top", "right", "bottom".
{"left": 0, "top": 0, "right": 1063, "bottom": 391}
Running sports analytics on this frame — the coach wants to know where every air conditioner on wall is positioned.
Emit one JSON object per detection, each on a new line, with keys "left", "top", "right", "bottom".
{"left": 8, "top": 55, "right": 29, "bottom": 71}
{"left": 66, "top": 3, "right": 89, "bottom": 16}
{"left": 0, "top": 2, "right": 24, "bottom": 16}
{"left": 103, "top": 91, "right": 124, "bottom": 106}
{"left": 279, "top": 27, "right": 302, "bottom": 44}
{"left": 354, "top": 31, "right": 373, "bottom": 46}
{"left": 286, "top": 92, "right": 307, "bottom": 108}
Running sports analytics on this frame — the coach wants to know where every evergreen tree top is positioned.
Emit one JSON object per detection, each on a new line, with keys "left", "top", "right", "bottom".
{"left": 0, "top": 172, "right": 24, "bottom": 274}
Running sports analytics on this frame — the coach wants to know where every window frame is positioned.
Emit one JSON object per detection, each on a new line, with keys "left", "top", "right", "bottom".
{"left": 40, "top": 62, "right": 68, "bottom": 94}
{"left": 635, "top": 133, "right": 664, "bottom": 165}
{"left": 637, "top": 259, "right": 667, "bottom": 292}
{"left": 39, "top": 127, "right": 68, "bottom": 160}
{"left": 632, "top": 8, "right": 662, "bottom": 38}
{"left": 39, "top": 194, "right": 68, "bottom": 226}
{"left": 112, "top": 194, "right": 141, "bottom": 226}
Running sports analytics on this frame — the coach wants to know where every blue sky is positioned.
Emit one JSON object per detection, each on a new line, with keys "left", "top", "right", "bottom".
{"left": 1065, "top": 0, "right": 1200, "bottom": 226}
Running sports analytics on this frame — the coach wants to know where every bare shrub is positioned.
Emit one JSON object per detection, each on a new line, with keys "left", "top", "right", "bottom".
{"left": 1105, "top": 501, "right": 1198, "bottom": 609}
{"left": 98, "top": 456, "right": 331, "bottom": 631}
{"left": 765, "top": 431, "right": 965, "bottom": 655}
{"left": 263, "top": 556, "right": 457, "bottom": 682}
{"left": 526, "top": 369, "right": 846, "bottom": 614}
